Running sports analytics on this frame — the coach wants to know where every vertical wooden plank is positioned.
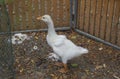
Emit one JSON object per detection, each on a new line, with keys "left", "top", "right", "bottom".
{"left": 46, "top": 0, "right": 51, "bottom": 15}
{"left": 49, "top": 0, "right": 53, "bottom": 16}
{"left": 59, "top": 0, "right": 64, "bottom": 26}
{"left": 13, "top": 0, "right": 19, "bottom": 30}
{"left": 56, "top": 0, "right": 60, "bottom": 26}
{"left": 50, "top": 0, "right": 53, "bottom": 20}
{"left": 12, "top": 1, "right": 15, "bottom": 31}
{"left": 0, "top": 4, "right": 6, "bottom": 32}
{"left": 99, "top": 0, "right": 109, "bottom": 39}
{"left": 111, "top": 0, "right": 120, "bottom": 44}
{"left": 35, "top": 0, "right": 40, "bottom": 29}
{"left": 79, "top": 0, "right": 85, "bottom": 30}
{"left": 89, "top": 0, "right": 96, "bottom": 35}
{"left": 47, "top": 0, "right": 52, "bottom": 22}
{"left": 41, "top": 0, "right": 45, "bottom": 15}
{"left": 37, "top": 0, "right": 41, "bottom": 16}
{"left": 44, "top": 0, "right": 47, "bottom": 14}
{"left": 39, "top": 0, "right": 49, "bottom": 29}
{"left": 31, "top": 0, "right": 35, "bottom": 29}
{"left": 65, "top": 0, "right": 70, "bottom": 26}
{"left": 117, "top": 6, "right": 120, "bottom": 46}
{"left": 0, "top": 4, "right": 1, "bottom": 31}
{"left": 84, "top": 0, "right": 90, "bottom": 33}
{"left": 105, "top": 0, "right": 115, "bottom": 41}
{"left": 51, "top": 0, "right": 57, "bottom": 27}
{"left": 61, "top": 0, "right": 70, "bottom": 27}
{"left": 77, "top": 0, "right": 81, "bottom": 29}
{"left": 94, "top": 0, "right": 102, "bottom": 37}
{"left": 37, "top": 0, "right": 43, "bottom": 29}
{"left": 8, "top": 1, "right": 14, "bottom": 31}
{"left": 38, "top": 0, "right": 47, "bottom": 28}
{"left": 20, "top": 0, "right": 26, "bottom": 30}
{"left": 27, "top": 0, "right": 32, "bottom": 30}
{"left": 6, "top": 4, "right": 12, "bottom": 32}
{"left": 18, "top": 1, "right": 23, "bottom": 30}
{"left": 117, "top": 16, "right": 120, "bottom": 46}
{"left": 32, "top": 0, "right": 39, "bottom": 29}
{"left": 24, "top": 0, "right": 29, "bottom": 30}
{"left": 63, "top": 0, "right": 67, "bottom": 26}
{"left": 14, "top": 0, "right": 23, "bottom": 31}
{"left": 7, "top": 1, "right": 14, "bottom": 31}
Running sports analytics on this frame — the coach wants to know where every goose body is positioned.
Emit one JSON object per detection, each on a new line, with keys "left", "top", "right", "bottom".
{"left": 37, "top": 15, "right": 88, "bottom": 73}
{"left": 47, "top": 34, "right": 88, "bottom": 64}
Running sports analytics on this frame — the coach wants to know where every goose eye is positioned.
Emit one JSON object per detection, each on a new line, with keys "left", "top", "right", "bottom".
{"left": 43, "top": 17, "right": 45, "bottom": 19}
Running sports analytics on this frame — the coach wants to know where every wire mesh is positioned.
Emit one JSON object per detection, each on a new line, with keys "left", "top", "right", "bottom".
{"left": 0, "top": 0, "right": 71, "bottom": 78}
{"left": 0, "top": 0, "right": 119, "bottom": 78}
{"left": 0, "top": 0, "right": 14, "bottom": 79}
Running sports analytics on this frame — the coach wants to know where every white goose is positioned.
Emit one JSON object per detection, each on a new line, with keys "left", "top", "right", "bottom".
{"left": 37, "top": 15, "right": 88, "bottom": 73}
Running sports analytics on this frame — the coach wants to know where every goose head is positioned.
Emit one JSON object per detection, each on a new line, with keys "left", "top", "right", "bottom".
{"left": 37, "top": 15, "right": 52, "bottom": 24}
{"left": 37, "top": 15, "right": 57, "bottom": 35}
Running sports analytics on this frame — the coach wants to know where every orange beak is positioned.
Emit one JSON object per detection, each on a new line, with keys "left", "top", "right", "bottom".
{"left": 36, "top": 16, "right": 42, "bottom": 20}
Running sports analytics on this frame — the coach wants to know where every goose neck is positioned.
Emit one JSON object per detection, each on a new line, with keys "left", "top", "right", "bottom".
{"left": 47, "top": 22, "right": 57, "bottom": 36}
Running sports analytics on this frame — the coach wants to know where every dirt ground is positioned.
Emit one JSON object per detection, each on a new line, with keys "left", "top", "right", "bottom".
{"left": 12, "top": 30, "right": 120, "bottom": 79}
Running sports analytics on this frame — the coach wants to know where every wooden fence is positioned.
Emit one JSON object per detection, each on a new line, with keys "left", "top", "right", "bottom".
{"left": 5, "top": 0, "right": 70, "bottom": 31}
{"left": 0, "top": 0, "right": 120, "bottom": 47}
{"left": 0, "top": 2, "right": 10, "bottom": 32}
{"left": 77, "top": 0, "right": 120, "bottom": 47}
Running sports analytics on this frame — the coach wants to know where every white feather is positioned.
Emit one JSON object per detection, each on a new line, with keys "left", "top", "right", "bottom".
{"left": 41, "top": 15, "right": 88, "bottom": 64}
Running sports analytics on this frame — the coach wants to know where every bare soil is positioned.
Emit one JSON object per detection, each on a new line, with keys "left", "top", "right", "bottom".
{"left": 13, "top": 30, "right": 120, "bottom": 79}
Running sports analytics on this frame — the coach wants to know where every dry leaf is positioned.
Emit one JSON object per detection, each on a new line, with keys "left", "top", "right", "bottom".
{"left": 20, "top": 68, "right": 24, "bottom": 73}
{"left": 35, "top": 36, "right": 39, "bottom": 40}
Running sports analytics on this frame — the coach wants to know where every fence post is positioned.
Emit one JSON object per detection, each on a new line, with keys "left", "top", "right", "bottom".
{"left": 70, "top": 0, "right": 73, "bottom": 28}
{"left": 74, "top": 0, "right": 78, "bottom": 28}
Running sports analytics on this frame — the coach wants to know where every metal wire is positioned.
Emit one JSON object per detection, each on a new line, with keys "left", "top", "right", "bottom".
{"left": 75, "top": 29, "right": 120, "bottom": 50}
{"left": 70, "top": 0, "right": 73, "bottom": 28}
{"left": 0, "top": 27, "right": 71, "bottom": 34}
{"left": 74, "top": 0, "right": 78, "bottom": 28}
{"left": 0, "top": 1, "right": 120, "bottom": 79}
{"left": 0, "top": 0, "right": 14, "bottom": 78}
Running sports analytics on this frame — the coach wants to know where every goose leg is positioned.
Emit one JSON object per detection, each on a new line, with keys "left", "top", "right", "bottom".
{"left": 54, "top": 62, "right": 63, "bottom": 67}
{"left": 58, "top": 63, "right": 68, "bottom": 73}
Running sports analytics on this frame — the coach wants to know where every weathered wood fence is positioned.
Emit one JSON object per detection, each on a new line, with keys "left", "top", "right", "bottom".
{"left": 76, "top": 0, "right": 120, "bottom": 47}
{"left": 6, "top": 0, "right": 70, "bottom": 31}
{"left": 0, "top": 0, "right": 120, "bottom": 47}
